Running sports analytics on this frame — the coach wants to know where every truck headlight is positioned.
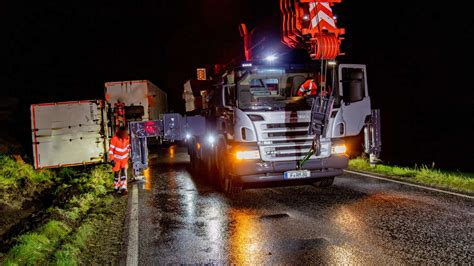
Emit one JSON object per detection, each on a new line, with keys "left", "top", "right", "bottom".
{"left": 236, "top": 150, "right": 261, "bottom": 160}
{"left": 207, "top": 135, "right": 216, "bottom": 144}
{"left": 332, "top": 145, "right": 347, "bottom": 154}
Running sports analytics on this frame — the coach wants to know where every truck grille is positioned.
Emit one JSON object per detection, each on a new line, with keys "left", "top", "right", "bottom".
{"left": 248, "top": 111, "right": 329, "bottom": 162}
{"left": 261, "top": 122, "right": 311, "bottom": 141}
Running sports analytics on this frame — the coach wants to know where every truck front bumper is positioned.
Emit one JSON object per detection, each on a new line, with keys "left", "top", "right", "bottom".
{"left": 229, "top": 155, "right": 348, "bottom": 184}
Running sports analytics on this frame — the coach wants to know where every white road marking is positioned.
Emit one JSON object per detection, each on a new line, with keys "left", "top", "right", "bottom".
{"left": 344, "top": 170, "right": 474, "bottom": 200}
{"left": 126, "top": 184, "right": 139, "bottom": 266}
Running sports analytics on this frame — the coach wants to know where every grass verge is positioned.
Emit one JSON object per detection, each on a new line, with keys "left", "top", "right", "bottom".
{"left": 349, "top": 157, "right": 474, "bottom": 194}
{"left": 2, "top": 221, "right": 71, "bottom": 265}
{"left": 0, "top": 160, "right": 127, "bottom": 265}
{"left": 0, "top": 155, "right": 56, "bottom": 210}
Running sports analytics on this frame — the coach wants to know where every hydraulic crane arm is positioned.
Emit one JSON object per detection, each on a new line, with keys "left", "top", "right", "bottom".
{"left": 281, "top": 0, "right": 345, "bottom": 168}
{"left": 281, "top": 0, "right": 344, "bottom": 60}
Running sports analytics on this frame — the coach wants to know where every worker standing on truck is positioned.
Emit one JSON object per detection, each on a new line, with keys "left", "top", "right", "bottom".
{"left": 109, "top": 127, "right": 131, "bottom": 195}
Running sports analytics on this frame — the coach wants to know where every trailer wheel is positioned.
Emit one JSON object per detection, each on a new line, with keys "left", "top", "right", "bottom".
{"left": 313, "top": 177, "right": 335, "bottom": 188}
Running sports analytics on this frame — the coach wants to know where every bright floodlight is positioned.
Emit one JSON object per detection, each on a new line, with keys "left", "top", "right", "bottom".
{"left": 207, "top": 135, "right": 216, "bottom": 144}
{"left": 265, "top": 55, "right": 278, "bottom": 62}
{"left": 185, "top": 133, "right": 191, "bottom": 140}
{"left": 328, "top": 60, "right": 337, "bottom": 66}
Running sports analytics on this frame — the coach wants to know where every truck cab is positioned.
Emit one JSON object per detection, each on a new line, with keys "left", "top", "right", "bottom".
{"left": 188, "top": 63, "right": 375, "bottom": 193}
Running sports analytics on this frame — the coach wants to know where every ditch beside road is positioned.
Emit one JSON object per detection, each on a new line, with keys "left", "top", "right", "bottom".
{"left": 0, "top": 156, "right": 128, "bottom": 265}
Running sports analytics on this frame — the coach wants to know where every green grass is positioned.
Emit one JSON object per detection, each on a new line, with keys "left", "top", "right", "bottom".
{"left": 0, "top": 155, "right": 55, "bottom": 187}
{"left": 1, "top": 161, "right": 116, "bottom": 265}
{"left": 0, "top": 155, "right": 56, "bottom": 209}
{"left": 349, "top": 157, "right": 474, "bottom": 194}
{"left": 52, "top": 223, "right": 94, "bottom": 266}
{"left": 3, "top": 221, "right": 71, "bottom": 266}
{"left": 51, "top": 195, "right": 123, "bottom": 265}
{"left": 0, "top": 153, "right": 113, "bottom": 211}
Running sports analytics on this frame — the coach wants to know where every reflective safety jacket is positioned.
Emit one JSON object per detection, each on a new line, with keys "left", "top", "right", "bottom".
{"left": 297, "top": 79, "right": 318, "bottom": 96}
{"left": 109, "top": 136, "right": 131, "bottom": 161}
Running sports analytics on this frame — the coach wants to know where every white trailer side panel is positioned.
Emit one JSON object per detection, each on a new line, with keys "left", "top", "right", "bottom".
{"left": 31, "top": 100, "right": 108, "bottom": 169}
{"left": 147, "top": 81, "right": 168, "bottom": 120}
{"left": 105, "top": 80, "right": 167, "bottom": 121}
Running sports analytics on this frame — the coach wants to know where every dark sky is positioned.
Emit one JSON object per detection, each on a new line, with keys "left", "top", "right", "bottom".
{"left": 2, "top": 0, "right": 474, "bottom": 171}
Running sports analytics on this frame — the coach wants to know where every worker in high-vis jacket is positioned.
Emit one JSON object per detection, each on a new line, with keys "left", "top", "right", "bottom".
{"left": 109, "top": 127, "right": 131, "bottom": 195}
{"left": 297, "top": 79, "right": 318, "bottom": 96}
{"left": 297, "top": 74, "right": 331, "bottom": 97}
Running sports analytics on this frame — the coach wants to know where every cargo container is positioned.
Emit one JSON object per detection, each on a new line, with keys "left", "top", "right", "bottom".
{"left": 30, "top": 100, "right": 108, "bottom": 169}
{"left": 105, "top": 80, "right": 167, "bottom": 123}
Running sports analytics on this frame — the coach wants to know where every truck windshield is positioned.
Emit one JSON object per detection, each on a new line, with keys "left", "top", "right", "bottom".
{"left": 237, "top": 72, "right": 313, "bottom": 111}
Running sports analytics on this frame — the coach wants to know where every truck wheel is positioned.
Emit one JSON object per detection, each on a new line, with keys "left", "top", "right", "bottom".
{"left": 206, "top": 157, "right": 218, "bottom": 184}
{"left": 313, "top": 177, "right": 335, "bottom": 188}
{"left": 196, "top": 159, "right": 207, "bottom": 179}
{"left": 217, "top": 158, "right": 242, "bottom": 194}
{"left": 190, "top": 149, "right": 199, "bottom": 173}
{"left": 189, "top": 150, "right": 196, "bottom": 170}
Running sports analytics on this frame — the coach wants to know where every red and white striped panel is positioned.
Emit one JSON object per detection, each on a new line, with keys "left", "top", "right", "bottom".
{"left": 308, "top": 2, "right": 337, "bottom": 33}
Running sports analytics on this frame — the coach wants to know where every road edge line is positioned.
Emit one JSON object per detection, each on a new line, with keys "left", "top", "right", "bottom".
{"left": 344, "top": 169, "right": 474, "bottom": 200}
{"left": 126, "top": 184, "right": 139, "bottom": 266}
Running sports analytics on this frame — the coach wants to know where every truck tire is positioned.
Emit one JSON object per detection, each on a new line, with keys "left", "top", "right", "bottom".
{"left": 313, "top": 177, "right": 335, "bottom": 188}
{"left": 189, "top": 146, "right": 198, "bottom": 173}
{"left": 196, "top": 159, "right": 207, "bottom": 179}
{"left": 206, "top": 155, "right": 218, "bottom": 184}
{"left": 217, "top": 152, "right": 242, "bottom": 194}
{"left": 189, "top": 149, "right": 195, "bottom": 170}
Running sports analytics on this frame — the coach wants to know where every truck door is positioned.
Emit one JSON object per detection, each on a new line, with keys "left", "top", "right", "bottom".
{"left": 331, "top": 64, "right": 371, "bottom": 138}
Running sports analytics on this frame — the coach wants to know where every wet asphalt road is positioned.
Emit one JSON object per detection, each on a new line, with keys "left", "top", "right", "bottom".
{"left": 124, "top": 147, "right": 473, "bottom": 264}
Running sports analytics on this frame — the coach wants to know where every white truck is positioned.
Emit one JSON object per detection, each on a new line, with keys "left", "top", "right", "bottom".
{"left": 182, "top": 63, "right": 381, "bottom": 193}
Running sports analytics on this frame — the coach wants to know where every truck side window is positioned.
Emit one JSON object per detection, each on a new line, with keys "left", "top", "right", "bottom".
{"left": 341, "top": 68, "right": 366, "bottom": 103}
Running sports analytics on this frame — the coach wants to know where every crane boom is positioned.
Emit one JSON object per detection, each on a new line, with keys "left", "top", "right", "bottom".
{"left": 281, "top": 0, "right": 344, "bottom": 60}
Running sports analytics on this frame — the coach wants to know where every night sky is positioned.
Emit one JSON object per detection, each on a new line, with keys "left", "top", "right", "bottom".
{"left": 2, "top": 1, "right": 474, "bottom": 171}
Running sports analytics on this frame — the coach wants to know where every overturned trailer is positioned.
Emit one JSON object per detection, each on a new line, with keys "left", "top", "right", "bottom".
{"left": 30, "top": 80, "right": 168, "bottom": 169}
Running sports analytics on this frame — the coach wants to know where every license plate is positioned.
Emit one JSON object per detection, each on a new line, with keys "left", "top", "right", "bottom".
{"left": 284, "top": 170, "right": 311, "bottom": 180}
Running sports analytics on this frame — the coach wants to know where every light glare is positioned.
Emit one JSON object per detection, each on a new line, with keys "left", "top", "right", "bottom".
{"left": 265, "top": 55, "right": 278, "bottom": 62}
{"left": 207, "top": 135, "right": 216, "bottom": 144}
